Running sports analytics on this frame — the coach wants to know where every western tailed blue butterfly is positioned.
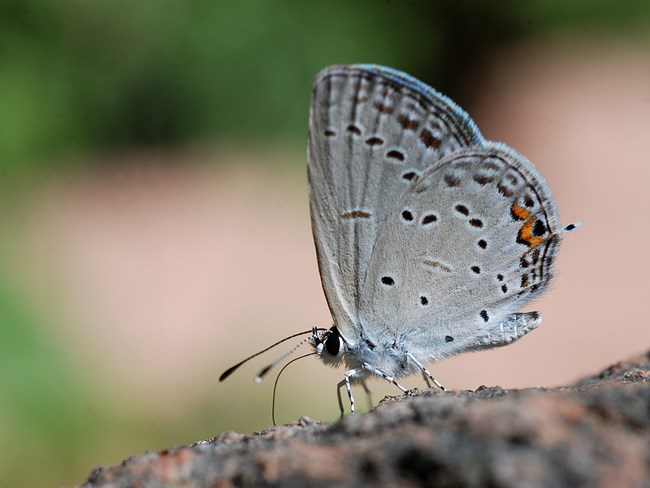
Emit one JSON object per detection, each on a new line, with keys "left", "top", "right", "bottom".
{"left": 221, "top": 64, "right": 578, "bottom": 416}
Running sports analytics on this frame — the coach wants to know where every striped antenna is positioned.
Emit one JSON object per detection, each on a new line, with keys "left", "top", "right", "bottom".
{"left": 219, "top": 328, "right": 327, "bottom": 382}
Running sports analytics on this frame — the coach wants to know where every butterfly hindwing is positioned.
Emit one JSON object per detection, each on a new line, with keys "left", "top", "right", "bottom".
{"left": 357, "top": 144, "right": 561, "bottom": 356}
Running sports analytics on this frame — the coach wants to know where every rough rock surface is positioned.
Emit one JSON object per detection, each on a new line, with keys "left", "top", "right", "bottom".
{"left": 79, "top": 351, "right": 650, "bottom": 488}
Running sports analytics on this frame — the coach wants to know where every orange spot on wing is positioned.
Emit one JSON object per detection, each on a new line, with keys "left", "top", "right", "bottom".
{"left": 518, "top": 219, "right": 545, "bottom": 248}
{"left": 511, "top": 203, "right": 531, "bottom": 221}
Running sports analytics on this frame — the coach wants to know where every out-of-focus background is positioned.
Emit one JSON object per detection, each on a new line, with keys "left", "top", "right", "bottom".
{"left": 1, "top": 1, "right": 649, "bottom": 486}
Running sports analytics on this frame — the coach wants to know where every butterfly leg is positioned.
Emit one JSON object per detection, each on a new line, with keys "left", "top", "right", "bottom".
{"left": 336, "top": 379, "right": 346, "bottom": 418}
{"left": 421, "top": 370, "right": 432, "bottom": 389}
{"left": 360, "top": 380, "right": 374, "bottom": 411}
{"left": 337, "top": 367, "right": 365, "bottom": 416}
{"left": 406, "top": 353, "right": 446, "bottom": 391}
{"left": 362, "top": 363, "right": 408, "bottom": 393}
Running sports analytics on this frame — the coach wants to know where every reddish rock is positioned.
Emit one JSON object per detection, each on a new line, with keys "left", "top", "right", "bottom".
{"left": 79, "top": 351, "right": 650, "bottom": 488}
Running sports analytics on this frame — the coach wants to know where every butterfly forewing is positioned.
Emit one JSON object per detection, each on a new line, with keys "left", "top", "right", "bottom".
{"left": 358, "top": 144, "right": 562, "bottom": 355}
{"left": 308, "top": 65, "right": 486, "bottom": 340}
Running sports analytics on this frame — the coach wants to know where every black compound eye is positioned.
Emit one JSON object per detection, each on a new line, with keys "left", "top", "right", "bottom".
{"left": 324, "top": 334, "right": 341, "bottom": 356}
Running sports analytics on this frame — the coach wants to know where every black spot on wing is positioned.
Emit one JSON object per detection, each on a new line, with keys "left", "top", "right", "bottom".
{"left": 401, "top": 210, "right": 414, "bottom": 222}
{"left": 347, "top": 124, "right": 362, "bottom": 135}
{"left": 365, "top": 136, "right": 384, "bottom": 146}
{"left": 381, "top": 276, "right": 395, "bottom": 286}
{"left": 386, "top": 149, "right": 405, "bottom": 162}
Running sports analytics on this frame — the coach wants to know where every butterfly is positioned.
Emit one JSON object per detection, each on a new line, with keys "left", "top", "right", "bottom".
{"left": 222, "top": 65, "right": 578, "bottom": 416}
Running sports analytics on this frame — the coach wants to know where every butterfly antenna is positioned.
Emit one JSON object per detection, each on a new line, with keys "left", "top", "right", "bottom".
{"left": 561, "top": 222, "right": 582, "bottom": 233}
{"left": 272, "top": 352, "right": 316, "bottom": 426}
{"left": 219, "top": 328, "right": 326, "bottom": 382}
{"left": 255, "top": 334, "right": 314, "bottom": 383}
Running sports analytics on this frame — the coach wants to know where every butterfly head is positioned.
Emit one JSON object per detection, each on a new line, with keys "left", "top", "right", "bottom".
{"left": 311, "top": 326, "right": 346, "bottom": 366}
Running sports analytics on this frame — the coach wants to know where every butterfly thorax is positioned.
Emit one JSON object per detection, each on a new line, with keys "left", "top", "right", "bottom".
{"left": 312, "top": 326, "right": 423, "bottom": 380}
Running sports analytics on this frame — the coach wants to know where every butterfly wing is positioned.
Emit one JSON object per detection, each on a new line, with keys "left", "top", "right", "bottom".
{"left": 358, "top": 144, "right": 562, "bottom": 359}
{"left": 308, "top": 65, "right": 485, "bottom": 340}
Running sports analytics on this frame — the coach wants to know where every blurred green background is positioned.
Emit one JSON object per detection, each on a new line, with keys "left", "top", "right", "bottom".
{"left": 1, "top": 1, "right": 649, "bottom": 486}
{"left": 6, "top": 0, "right": 650, "bottom": 170}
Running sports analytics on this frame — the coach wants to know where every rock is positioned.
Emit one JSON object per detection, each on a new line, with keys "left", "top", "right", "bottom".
{"left": 78, "top": 351, "right": 650, "bottom": 488}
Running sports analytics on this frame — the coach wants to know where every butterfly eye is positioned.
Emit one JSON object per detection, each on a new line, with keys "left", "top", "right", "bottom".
{"left": 324, "top": 331, "right": 342, "bottom": 356}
